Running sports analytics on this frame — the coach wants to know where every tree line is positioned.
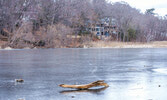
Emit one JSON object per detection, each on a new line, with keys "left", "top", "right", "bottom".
{"left": 0, "top": 0, "right": 167, "bottom": 48}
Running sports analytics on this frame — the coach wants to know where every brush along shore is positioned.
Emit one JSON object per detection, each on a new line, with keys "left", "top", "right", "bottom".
{"left": 1, "top": 41, "right": 167, "bottom": 49}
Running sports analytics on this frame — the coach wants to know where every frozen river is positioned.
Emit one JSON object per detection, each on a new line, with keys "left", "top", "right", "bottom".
{"left": 0, "top": 48, "right": 167, "bottom": 100}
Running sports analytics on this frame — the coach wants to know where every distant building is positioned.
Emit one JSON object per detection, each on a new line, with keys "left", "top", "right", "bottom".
{"left": 89, "top": 17, "right": 118, "bottom": 39}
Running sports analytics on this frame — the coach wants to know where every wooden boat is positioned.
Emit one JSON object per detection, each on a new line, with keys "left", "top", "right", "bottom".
{"left": 59, "top": 80, "right": 109, "bottom": 90}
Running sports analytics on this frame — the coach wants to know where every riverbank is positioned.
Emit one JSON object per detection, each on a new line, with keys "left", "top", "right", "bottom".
{"left": 1, "top": 41, "right": 167, "bottom": 49}
{"left": 0, "top": 41, "right": 7, "bottom": 49}
{"left": 83, "top": 41, "right": 167, "bottom": 48}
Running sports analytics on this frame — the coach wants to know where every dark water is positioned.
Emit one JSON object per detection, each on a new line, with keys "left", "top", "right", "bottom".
{"left": 0, "top": 48, "right": 167, "bottom": 100}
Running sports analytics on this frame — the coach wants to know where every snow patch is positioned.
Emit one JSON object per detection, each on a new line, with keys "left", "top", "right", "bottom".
{"left": 4, "top": 47, "right": 13, "bottom": 50}
{"left": 153, "top": 68, "right": 167, "bottom": 74}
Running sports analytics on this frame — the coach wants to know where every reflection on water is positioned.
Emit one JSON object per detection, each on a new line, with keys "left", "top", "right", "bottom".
{"left": 60, "top": 87, "right": 108, "bottom": 94}
{"left": 0, "top": 48, "right": 167, "bottom": 100}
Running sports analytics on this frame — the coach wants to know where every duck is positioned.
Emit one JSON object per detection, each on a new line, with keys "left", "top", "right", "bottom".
{"left": 15, "top": 79, "right": 24, "bottom": 83}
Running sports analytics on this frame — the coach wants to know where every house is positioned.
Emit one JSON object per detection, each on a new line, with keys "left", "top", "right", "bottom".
{"left": 89, "top": 17, "right": 118, "bottom": 38}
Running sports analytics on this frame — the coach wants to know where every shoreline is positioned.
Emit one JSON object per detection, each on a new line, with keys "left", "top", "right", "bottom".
{"left": 0, "top": 41, "right": 167, "bottom": 50}
{"left": 83, "top": 41, "right": 167, "bottom": 48}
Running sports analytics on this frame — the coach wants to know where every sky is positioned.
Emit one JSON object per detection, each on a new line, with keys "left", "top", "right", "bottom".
{"left": 109, "top": 0, "right": 167, "bottom": 16}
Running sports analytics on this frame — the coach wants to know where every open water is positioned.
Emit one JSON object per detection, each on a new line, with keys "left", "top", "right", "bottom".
{"left": 0, "top": 48, "right": 167, "bottom": 100}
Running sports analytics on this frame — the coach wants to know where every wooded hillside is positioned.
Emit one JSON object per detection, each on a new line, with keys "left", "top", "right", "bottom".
{"left": 0, "top": 0, "right": 167, "bottom": 48}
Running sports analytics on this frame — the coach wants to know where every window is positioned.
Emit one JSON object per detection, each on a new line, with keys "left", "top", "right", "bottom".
{"left": 96, "top": 32, "right": 100, "bottom": 36}
{"left": 96, "top": 28, "right": 100, "bottom": 31}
